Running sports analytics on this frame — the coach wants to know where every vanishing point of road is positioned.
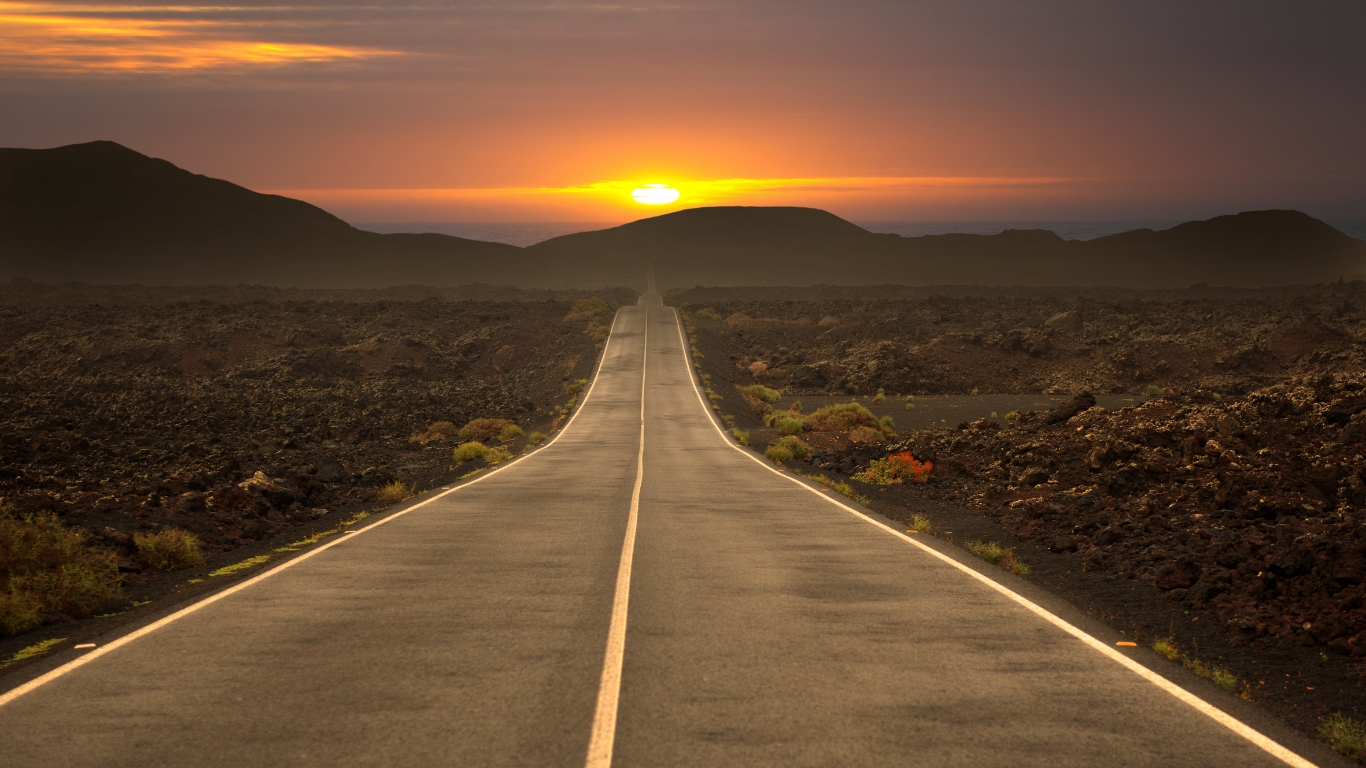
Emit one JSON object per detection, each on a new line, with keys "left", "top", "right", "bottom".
{"left": 0, "top": 286, "right": 1338, "bottom": 767}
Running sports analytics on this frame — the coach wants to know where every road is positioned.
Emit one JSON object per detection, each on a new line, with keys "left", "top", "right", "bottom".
{"left": 0, "top": 290, "right": 1331, "bottom": 767}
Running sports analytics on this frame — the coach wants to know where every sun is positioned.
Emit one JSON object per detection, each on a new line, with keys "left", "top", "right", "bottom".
{"left": 631, "top": 183, "right": 681, "bottom": 205}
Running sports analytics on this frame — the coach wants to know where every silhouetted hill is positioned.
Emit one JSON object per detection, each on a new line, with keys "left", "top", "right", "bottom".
{"left": 2, "top": 141, "right": 1361, "bottom": 290}
{"left": 0, "top": 141, "right": 529, "bottom": 287}
{"left": 531, "top": 207, "right": 1366, "bottom": 289}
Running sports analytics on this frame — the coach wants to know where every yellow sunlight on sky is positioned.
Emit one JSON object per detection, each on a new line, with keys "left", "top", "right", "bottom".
{"left": 272, "top": 175, "right": 1082, "bottom": 222}
{"left": 0, "top": 2, "right": 388, "bottom": 72}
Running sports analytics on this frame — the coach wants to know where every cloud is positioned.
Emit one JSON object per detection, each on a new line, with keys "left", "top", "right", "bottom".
{"left": 0, "top": 2, "right": 395, "bottom": 73}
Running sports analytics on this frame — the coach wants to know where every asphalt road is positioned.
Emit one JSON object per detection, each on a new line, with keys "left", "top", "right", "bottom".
{"left": 0, "top": 291, "right": 1333, "bottom": 767}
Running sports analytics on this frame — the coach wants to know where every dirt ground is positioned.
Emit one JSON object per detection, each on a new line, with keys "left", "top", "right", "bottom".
{"left": 673, "top": 284, "right": 1366, "bottom": 760}
{"left": 0, "top": 282, "right": 631, "bottom": 651}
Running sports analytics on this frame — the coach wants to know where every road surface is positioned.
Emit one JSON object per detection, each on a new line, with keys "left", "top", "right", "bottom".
{"left": 0, "top": 290, "right": 1331, "bottom": 767}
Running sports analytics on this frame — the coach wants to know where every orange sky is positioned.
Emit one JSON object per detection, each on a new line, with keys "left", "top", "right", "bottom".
{"left": 1, "top": 1, "right": 1363, "bottom": 222}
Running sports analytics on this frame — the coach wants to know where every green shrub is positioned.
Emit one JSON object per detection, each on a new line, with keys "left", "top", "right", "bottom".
{"left": 0, "top": 509, "right": 122, "bottom": 637}
{"left": 765, "top": 444, "right": 794, "bottom": 463}
{"left": 965, "top": 540, "right": 1030, "bottom": 575}
{"left": 454, "top": 442, "right": 489, "bottom": 462}
{"left": 848, "top": 426, "right": 884, "bottom": 443}
{"left": 694, "top": 307, "right": 722, "bottom": 321}
{"left": 486, "top": 447, "right": 514, "bottom": 465}
{"left": 1321, "top": 713, "right": 1366, "bottom": 759}
{"left": 134, "top": 528, "right": 205, "bottom": 571}
{"left": 378, "top": 481, "right": 411, "bottom": 503}
{"left": 565, "top": 297, "right": 610, "bottom": 320}
{"left": 774, "top": 436, "right": 811, "bottom": 460}
{"left": 804, "top": 403, "right": 893, "bottom": 438}
{"left": 565, "top": 379, "right": 587, "bottom": 396}
{"left": 527, "top": 431, "right": 547, "bottom": 446}
{"left": 498, "top": 424, "right": 524, "bottom": 442}
{"left": 1145, "top": 384, "right": 1164, "bottom": 396}
{"left": 774, "top": 416, "right": 805, "bottom": 435}
{"left": 458, "top": 418, "right": 517, "bottom": 441}
{"left": 736, "top": 384, "right": 781, "bottom": 404}
{"left": 732, "top": 429, "right": 750, "bottom": 446}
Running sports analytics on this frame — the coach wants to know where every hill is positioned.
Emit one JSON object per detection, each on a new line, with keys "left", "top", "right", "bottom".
{"left": 2, "top": 141, "right": 1362, "bottom": 289}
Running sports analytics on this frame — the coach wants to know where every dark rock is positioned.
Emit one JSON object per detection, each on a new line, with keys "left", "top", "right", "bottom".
{"left": 1155, "top": 560, "right": 1200, "bottom": 590}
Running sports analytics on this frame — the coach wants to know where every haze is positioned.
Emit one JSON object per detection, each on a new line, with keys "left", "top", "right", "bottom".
{"left": 1, "top": 0, "right": 1363, "bottom": 223}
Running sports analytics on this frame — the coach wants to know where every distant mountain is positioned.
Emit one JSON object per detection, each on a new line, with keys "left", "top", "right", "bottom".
{"left": 2, "top": 141, "right": 1362, "bottom": 290}
{"left": 530, "top": 206, "right": 1366, "bottom": 289}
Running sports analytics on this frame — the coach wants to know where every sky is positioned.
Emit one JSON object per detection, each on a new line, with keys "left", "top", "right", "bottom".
{"left": 1, "top": 1, "right": 1364, "bottom": 223}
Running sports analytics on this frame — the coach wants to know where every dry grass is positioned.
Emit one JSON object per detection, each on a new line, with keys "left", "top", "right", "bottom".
{"left": 378, "top": 480, "right": 411, "bottom": 503}
{"left": 1321, "top": 713, "right": 1366, "bottom": 759}
{"left": 796, "top": 471, "right": 871, "bottom": 505}
{"left": 458, "top": 418, "right": 518, "bottom": 441}
{"left": 736, "top": 384, "right": 781, "bottom": 404}
{"left": 134, "top": 528, "right": 205, "bottom": 571}
{"left": 907, "top": 514, "right": 933, "bottom": 533}
{"left": 0, "top": 508, "right": 122, "bottom": 637}
{"left": 965, "top": 540, "right": 1030, "bottom": 575}
{"left": 0, "top": 637, "right": 64, "bottom": 669}
{"left": 208, "top": 555, "right": 270, "bottom": 578}
{"left": 693, "top": 307, "right": 722, "bottom": 321}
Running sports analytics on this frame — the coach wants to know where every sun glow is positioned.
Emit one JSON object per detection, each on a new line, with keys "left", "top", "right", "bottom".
{"left": 630, "top": 184, "right": 681, "bottom": 205}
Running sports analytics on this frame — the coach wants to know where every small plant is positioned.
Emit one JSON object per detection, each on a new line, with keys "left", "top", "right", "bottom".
{"left": 1182, "top": 657, "right": 1237, "bottom": 691}
{"left": 454, "top": 442, "right": 490, "bottom": 462}
{"left": 458, "top": 418, "right": 519, "bottom": 441}
{"left": 1152, "top": 637, "right": 1180, "bottom": 661}
{"left": 208, "top": 555, "right": 270, "bottom": 578}
{"left": 766, "top": 444, "right": 794, "bottom": 463}
{"left": 848, "top": 426, "right": 885, "bottom": 443}
{"left": 970, "top": 388, "right": 980, "bottom": 396}
{"left": 276, "top": 529, "right": 337, "bottom": 552}
{"left": 527, "top": 431, "right": 547, "bottom": 446}
{"left": 855, "top": 452, "right": 933, "bottom": 485}
{"left": 905, "top": 401, "right": 916, "bottom": 410}
{"left": 965, "top": 540, "right": 1030, "bottom": 575}
{"left": 427, "top": 421, "right": 457, "bottom": 438}
{"left": 880, "top": 415, "right": 895, "bottom": 430}
{"left": 805, "top": 402, "right": 894, "bottom": 438}
{"left": 694, "top": 307, "right": 722, "bottom": 321}
{"left": 1004, "top": 410, "right": 1020, "bottom": 420}
{"left": 1145, "top": 384, "right": 1164, "bottom": 396}
{"left": 485, "top": 447, "right": 515, "bottom": 465}
{"left": 765, "top": 436, "right": 811, "bottom": 464}
{"left": 0, "top": 509, "right": 122, "bottom": 637}
{"left": 498, "top": 424, "right": 524, "bottom": 442}
{"left": 134, "top": 528, "right": 205, "bottom": 571}
{"left": 796, "top": 471, "right": 871, "bottom": 504}
{"left": 732, "top": 429, "right": 750, "bottom": 446}
{"left": 774, "top": 416, "right": 805, "bottom": 435}
{"left": 907, "top": 513, "right": 932, "bottom": 533}
{"left": 990, "top": 411, "right": 999, "bottom": 418}
{"left": 736, "top": 384, "right": 781, "bottom": 404}
{"left": 565, "top": 297, "right": 610, "bottom": 320}
{"left": 566, "top": 379, "right": 587, "bottom": 396}
{"left": 0, "top": 637, "right": 64, "bottom": 669}
{"left": 872, "top": 388, "right": 886, "bottom": 405}
{"left": 378, "top": 480, "right": 411, "bottom": 503}
{"left": 1320, "top": 713, "right": 1366, "bottom": 759}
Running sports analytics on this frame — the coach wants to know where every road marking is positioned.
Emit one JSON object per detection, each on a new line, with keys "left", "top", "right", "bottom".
{"left": 0, "top": 308, "right": 631, "bottom": 709}
{"left": 668, "top": 308, "right": 1317, "bottom": 768}
{"left": 585, "top": 307, "right": 648, "bottom": 768}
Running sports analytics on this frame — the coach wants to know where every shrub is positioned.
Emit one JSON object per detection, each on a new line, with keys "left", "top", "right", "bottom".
{"left": 732, "top": 429, "right": 750, "bottom": 446}
{"left": 453, "top": 442, "right": 489, "bottom": 462}
{"left": 1004, "top": 410, "right": 1020, "bottom": 420}
{"left": 855, "top": 452, "right": 933, "bottom": 485}
{"left": 427, "top": 421, "right": 457, "bottom": 438}
{"left": 765, "top": 444, "right": 794, "bottom": 463}
{"left": 694, "top": 307, "right": 722, "bottom": 321}
{"left": 565, "top": 379, "right": 586, "bottom": 396}
{"left": 498, "top": 424, "right": 524, "bottom": 442}
{"left": 907, "top": 513, "right": 933, "bottom": 533}
{"left": 804, "top": 403, "right": 893, "bottom": 438}
{"left": 565, "top": 297, "right": 610, "bottom": 320}
{"left": 848, "top": 426, "right": 884, "bottom": 443}
{"left": 797, "top": 471, "right": 871, "bottom": 504}
{"left": 966, "top": 540, "right": 1030, "bottom": 575}
{"left": 134, "top": 528, "right": 205, "bottom": 571}
{"left": 1152, "top": 637, "right": 1180, "bottom": 661}
{"left": 527, "top": 431, "right": 547, "bottom": 446}
{"left": 1321, "top": 713, "right": 1366, "bottom": 759}
{"left": 378, "top": 481, "right": 411, "bottom": 503}
{"left": 747, "top": 361, "right": 768, "bottom": 376}
{"left": 458, "top": 418, "right": 518, "bottom": 441}
{"left": 0, "top": 509, "right": 122, "bottom": 637}
{"left": 774, "top": 416, "right": 805, "bottom": 435}
{"left": 872, "top": 388, "right": 885, "bottom": 405}
{"left": 725, "top": 312, "right": 754, "bottom": 328}
{"left": 880, "top": 415, "right": 895, "bottom": 430}
{"left": 736, "top": 384, "right": 781, "bottom": 404}
{"left": 486, "top": 447, "right": 514, "bottom": 465}
{"left": 773, "top": 436, "right": 811, "bottom": 460}
{"left": 1145, "top": 384, "right": 1165, "bottom": 396}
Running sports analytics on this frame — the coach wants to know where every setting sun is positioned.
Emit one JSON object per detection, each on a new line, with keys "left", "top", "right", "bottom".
{"left": 631, "top": 183, "right": 680, "bottom": 205}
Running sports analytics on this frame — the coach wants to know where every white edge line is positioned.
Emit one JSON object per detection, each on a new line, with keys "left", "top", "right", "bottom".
{"left": 0, "top": 307, "right": 630, "bottom": 709}
{"left": 669, "top": 308, "right": 1317, "bottom": 768}
{"left": 584, "top": 304, "right": 648, "bottom": 768}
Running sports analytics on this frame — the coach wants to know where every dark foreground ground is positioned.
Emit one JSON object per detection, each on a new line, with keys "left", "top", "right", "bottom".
{"left": 672, "top": 283, "right": 1366, "bottom": 762}
{"left": 0, "top": 282, "right": 631, "bottom": 654}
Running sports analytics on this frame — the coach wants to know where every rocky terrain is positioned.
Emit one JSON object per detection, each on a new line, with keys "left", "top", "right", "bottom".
{"left": 0, "top": 282, "right": 631, "bottom": 574}
{"left": 675, "top": 284, "right": 1366, "bottom": 758}
{"left": 671, "top": 282, "right": 1366, "bottom": 397}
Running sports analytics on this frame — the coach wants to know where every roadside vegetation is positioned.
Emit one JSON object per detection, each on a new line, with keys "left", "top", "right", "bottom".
{"left": 0, "top": 507, "right": 122, "bottom": 637}
{"left": 964, "top": 540, "right": 1030, "bottom": 576}
{"left": 854, "top": 452, "right": 932, "bottom": 485}
{"left": 765, "top": 436, "right": 811, "bottom": 464}
{"left": 1320, "top": 713, "right": 1366, "bottom": 760}
{"left": 133, "top": 529, "right": 205, "bottom": 571}
{"left": 377, "top": 480, "right": 412, "bottom": 503}
{"left": 795, "top": 471, "right": 871, "bottom": 505}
